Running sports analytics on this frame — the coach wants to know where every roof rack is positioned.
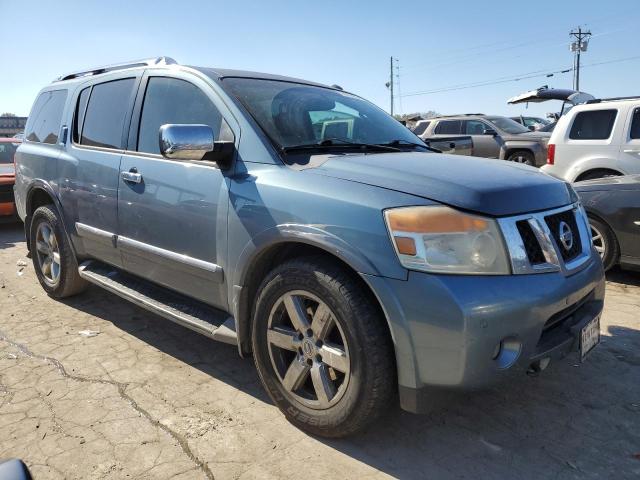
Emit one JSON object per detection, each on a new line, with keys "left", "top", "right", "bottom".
{"left": 55, "top": 56, "right": 177, "bottom": 82}
{"left": 586, "top": 96, "right": 640, "bottom": 104}
{"left": 433, "top": 113, "right": 486, "bottom": 118}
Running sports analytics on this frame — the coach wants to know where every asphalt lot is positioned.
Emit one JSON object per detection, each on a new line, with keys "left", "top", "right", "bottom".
{"left": 0, "top": 220, "right": 639, "bottom": 479}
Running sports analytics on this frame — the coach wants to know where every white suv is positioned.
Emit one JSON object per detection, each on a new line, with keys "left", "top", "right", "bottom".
{"left": 542, "top": 97, "right": 640, "bottom": 182}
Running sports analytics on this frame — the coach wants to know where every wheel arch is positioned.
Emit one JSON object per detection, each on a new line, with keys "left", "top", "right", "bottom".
{"left": 24, "top": 181, "right": 74, "bottom": 256}
{"left": 575, "top": 168, "right": 624, "bottom": 182}
{"left": 231, "top": 230, "right": 396, "bottom": 359}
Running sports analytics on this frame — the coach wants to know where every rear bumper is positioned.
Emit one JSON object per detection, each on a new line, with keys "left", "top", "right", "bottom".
{"left": 0, "top": 181, "right": 15, "bottom": 216}
{"left": 362, "top": 253, "right": 605, "bottom": 413}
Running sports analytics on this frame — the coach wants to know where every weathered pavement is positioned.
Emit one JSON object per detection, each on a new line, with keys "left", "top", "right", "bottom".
{"left": 0, "top": 222, "right": 638, "bottom": 479}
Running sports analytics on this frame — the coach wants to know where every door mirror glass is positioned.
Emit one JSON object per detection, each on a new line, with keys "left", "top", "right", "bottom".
{"left": 159, "top": 124, "right": 214, "bottom": 160}
{"left": 483, "top": 128, "right": 498, "bottom": 136}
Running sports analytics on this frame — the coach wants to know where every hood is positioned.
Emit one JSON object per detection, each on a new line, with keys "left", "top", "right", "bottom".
{"left": 503, "top": 131, "right": 551, "bottom": 141}
{"left": 303, "top": 152, "right": 574, "bottom": 216}
{"left": 574, "top": 174, "right": 640, "bottom": 192}
{"left": 508, "top": 86, "right": 595, "bottom": 105}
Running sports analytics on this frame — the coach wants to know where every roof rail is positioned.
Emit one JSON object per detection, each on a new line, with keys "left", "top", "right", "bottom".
{"left": 433, "top": 113, "right": 486, "bottom": 118}
{"left": 55, "top": 57, "right": 177, "bottom": 82}
{"left": 586, "top": 96, "right": 640, "bottom": 104}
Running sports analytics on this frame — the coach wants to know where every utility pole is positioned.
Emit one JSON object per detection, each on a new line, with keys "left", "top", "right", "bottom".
{"left": 389, "top": 56, "right": 395, "bottom": 116}
{"left": 570, "top": 27, "right": 591, "bottom": 91}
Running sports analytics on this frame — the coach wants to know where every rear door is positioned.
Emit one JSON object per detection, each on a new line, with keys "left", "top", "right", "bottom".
{"left": 620, "top": 105, "right": 640, "bottom": 175}
{"left": 117, "top": 70, "right": 237, "bottom": 309}
{"left": 59, "top": 75, "right": 140, "bottom": 267}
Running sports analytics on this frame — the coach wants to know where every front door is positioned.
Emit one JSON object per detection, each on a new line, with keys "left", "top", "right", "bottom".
{"left": 117, "top": 72, "right": 236, "bottom": 309}
{"left": 464, "top": 120, "right": 501, "bottom": 158}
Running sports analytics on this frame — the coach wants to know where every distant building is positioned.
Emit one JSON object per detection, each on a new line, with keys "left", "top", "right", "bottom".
{"left": 0, "top": 116, "right": 27, "bottom": 138}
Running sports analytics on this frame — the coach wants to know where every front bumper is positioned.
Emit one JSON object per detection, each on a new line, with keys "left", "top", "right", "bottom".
{"left": 362, "top": 253, "right": 605, "bottom": 413}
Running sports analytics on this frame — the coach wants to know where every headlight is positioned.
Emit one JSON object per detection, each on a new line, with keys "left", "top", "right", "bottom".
{"left": 384, "top": 205, "right": 511, "bottom": 275}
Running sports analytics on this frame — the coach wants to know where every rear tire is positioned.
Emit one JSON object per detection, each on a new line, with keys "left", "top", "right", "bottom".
{"left": 252, "top": 256, "right": 396, "bottom": 437}
{"left": 507, "top": 150, "right": 535, "bottom": 166}
{"left": 588, "top": 216, "right": 618, "bottom": 271}
{"left": 30, "top": 205, "right": 88, "bottom": 298}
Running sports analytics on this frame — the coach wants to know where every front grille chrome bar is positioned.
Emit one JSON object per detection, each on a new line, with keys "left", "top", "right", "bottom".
{"left": 498, "top": 203, "right": 593, "bottom": 275}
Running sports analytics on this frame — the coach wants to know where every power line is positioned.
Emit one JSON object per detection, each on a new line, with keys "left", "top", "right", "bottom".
{"left": 399, "top": 55, "right": 640, "bottom": 98}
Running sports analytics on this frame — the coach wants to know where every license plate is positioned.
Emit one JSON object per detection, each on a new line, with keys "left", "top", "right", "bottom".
{"left": 580, "top": 316, "right": 600, "bottom": 361}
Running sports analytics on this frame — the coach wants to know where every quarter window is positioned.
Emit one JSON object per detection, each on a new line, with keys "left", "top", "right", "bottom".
{"left": 629, "top": 108, "right": 640, "bottom": 139}
{"left": 81, "top": 78, "right": 136, "bottom": 149}
{"left": 73, "top": 87, "right": 91, "bottom": 143}
{"left": 25, "top": 90, "right": 68, "bottom": 144}
{"left": 569, "top": 109, "right": 617, "bottom": 140}
{"left": 434, "top": 120, "right": 462, "bottom": 135}
{"left": 137, "top": 77, "right": 232, "bottom": 155}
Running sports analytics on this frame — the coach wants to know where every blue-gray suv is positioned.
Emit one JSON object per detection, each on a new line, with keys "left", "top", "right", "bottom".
{"left": 14, "top": 57, "right": 605, "bottom": 437}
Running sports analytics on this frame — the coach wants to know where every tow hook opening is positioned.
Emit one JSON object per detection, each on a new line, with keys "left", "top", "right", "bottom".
{"left": 527, "top": 357, "right": 551, "bottom": 376}
{"left": 492, "top": 337, "right": 521, "bottom": 369}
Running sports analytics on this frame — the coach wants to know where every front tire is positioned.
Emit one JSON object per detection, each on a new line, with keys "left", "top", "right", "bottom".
{"left": 252, "top": 256, "right": 395, "bottom": 437}
{"left": 30, "top": 205, "right": 88, "bottom": 298}
{"left": 588, "top": 216, "right": 618, "bottom": 271}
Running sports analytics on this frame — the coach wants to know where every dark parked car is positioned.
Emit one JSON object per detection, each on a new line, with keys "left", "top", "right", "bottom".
{"left": 0, "top": 137, "right": 21, "bottom": 218}
{"left": 575, "top": 175, "right": 640, "bottom": 271}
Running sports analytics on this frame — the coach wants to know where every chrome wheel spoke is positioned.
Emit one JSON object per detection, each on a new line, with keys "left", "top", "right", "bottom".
{"left": 267, "top": 326, "right": 298, "bottom": 351}
{"left": 52, "top": 251, "right": 61, "bottom": 265}
{"left": 310, "top": 302, "right": 333, "bottom": 340}
{"left": 283, "top": 294, "right": 310, "bottom": 332}
{"left": 311, "top": 363, "right": 336, "bottom": 405}
{"left": 282, "top": 358, "right": 310, "bottom": 392}
{"left": 36, "top": 241, "right": 49, "bottom": 254}
{"left": 320, "top": 342, "right": 349, "bottom": 373}
{"left": 51, "top": 262, "right": 60, "bottom": 281}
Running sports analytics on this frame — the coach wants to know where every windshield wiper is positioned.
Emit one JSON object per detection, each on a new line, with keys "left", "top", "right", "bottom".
{"left": 378, "top": 139, "right": 439, "bottom": 152}
{"left": 282, "top": 138, "right": 401, "bottom": 154}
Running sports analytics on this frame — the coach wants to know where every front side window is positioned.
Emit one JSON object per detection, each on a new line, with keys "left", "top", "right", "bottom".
{"left": 629, "top": 108, "right": 640, "bottom": 140}
{"left": 434, "top": 120, "right": 462, "bottom": 135}
{"left": 464, "top": 120, "right": 488, "bottom": 135}
{"left": 485, "top": 116, "right": 529, "bottom": 134}
{"left": 25, "top": 90, "right": 68, "bottom": 144}
{"left": 569, "top": 109, "right": 617, "bottom": 140}
{"left": 81, "top": 78, "right": 136, "bottom": 149}
{"left": 137, "top": 77, "right": 232, "bottom": 154}
{"left": 223, "top": 78, "right": 419, "bottom": 148}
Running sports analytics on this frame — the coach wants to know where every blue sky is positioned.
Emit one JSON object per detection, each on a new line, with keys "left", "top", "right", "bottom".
{"left": 1, "top": 0, "right": 638, "bottom": 118}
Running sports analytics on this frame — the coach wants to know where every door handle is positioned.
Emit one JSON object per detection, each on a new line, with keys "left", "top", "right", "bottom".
{"left": 623, "top": 149, "right": 640, "bottom": 154}
{"left": 121, "top": 168, "right": 142, "bottom": 184}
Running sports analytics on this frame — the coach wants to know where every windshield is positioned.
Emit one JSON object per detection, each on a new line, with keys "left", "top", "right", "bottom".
{"left": 486, "top": 116, "right": 530, "bottom": 134}
{"left": 223, "top": 78, "right": 420, "bottom": 150}
{"left": 0, "top": 142, "right": 18, "bottom": 164}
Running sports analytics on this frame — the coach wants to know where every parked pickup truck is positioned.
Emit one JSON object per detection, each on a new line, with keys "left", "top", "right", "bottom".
{"left": 15, "top": 57, "right": 605, "bottom": 438}
{"left": 416, "top": 114, "right": 550, "bottom": 166}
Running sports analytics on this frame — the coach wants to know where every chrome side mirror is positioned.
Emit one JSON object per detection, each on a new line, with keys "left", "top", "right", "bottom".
{"left": 159, "top": 124, "right": 214, "bottom": 160}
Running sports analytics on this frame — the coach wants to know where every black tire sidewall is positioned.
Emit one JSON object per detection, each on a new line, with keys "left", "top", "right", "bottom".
{"left": 589, "top": 217, "right": 617, "bottom": 271}
{"left": 29, "top": 205, "right": 81, "bottom": 298}
{"left": 252, "top": 261, "right": 379, "bottom": 435}
{"left": 508, "top": 150, "right": 534, "bottom": 165}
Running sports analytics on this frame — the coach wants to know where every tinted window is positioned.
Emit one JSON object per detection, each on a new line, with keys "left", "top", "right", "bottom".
{"left": 413, "top": 121, "right": 430, "bottom": 135}
{"left": 0, "top": 142, "right": 18, "bottom": 164}
{"left": 223, "top": 78, "right": 420, "bottom": 148}
{"left": 630, "top": 108, "right": 640, "bottom": 139}
{"left": 73, "top": 87, "right": 91, "bottom": 143}
{"left": 569, "top": 109, "right": 617, "bottom": 140}
{"left": 434, "top": 120, "right": 461, "bottom": 134}
{"left": 137, "top": 77, "right": 232, "bottom": 154}
{"left": 464, "top": 120, "right": 488, "bottom": 135}
{"left": 485, "top": 116, "right": 529, "bottom": 134}
{"left": 81, "top": 78, "right": 135, "bottom": 149}
{"left": 25, "top": 90, "right": 68, "bottom": 144}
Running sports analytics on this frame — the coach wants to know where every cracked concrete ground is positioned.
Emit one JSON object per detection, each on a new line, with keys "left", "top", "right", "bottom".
{"left": 0, "top": 221, "right": 639, "bottom": 479}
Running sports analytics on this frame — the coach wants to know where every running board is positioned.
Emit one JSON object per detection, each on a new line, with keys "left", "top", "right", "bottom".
{"left": 78, "top": 261, "right": 237, "bottom": 345}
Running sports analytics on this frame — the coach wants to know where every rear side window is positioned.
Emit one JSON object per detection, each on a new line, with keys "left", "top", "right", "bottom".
{"left": 434, "top": 120, "right": 462, "bottom": 135}
{"left": 25, "top": 90, "right": 68, "bottom": 144}
{"left": 569, "top": 109, "right": 617, "bottom": 140}
{"left": 137, "top": 77, "right": 232, "bottom": 154}
{"left": 630, "top": 108, "right": 640, "bottom": 139}
{"left": 81, "top": 78, "right": 136, "bottom": 149}
{"left": 0, "top": 143, "right": 18, "bottom": 164}
{"left": 412, "top": 121, "right": 430, "bottom": 135}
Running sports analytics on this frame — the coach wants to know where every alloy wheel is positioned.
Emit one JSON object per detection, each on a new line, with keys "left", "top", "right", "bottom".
{"left": 267, "top": 290, "right": 350, "bottom": 409}
{"left": 35, "top": 221, "right": 61, "bottom": 286}
{"left": 590, "top": 224, "right": 606, "bottom": 259}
